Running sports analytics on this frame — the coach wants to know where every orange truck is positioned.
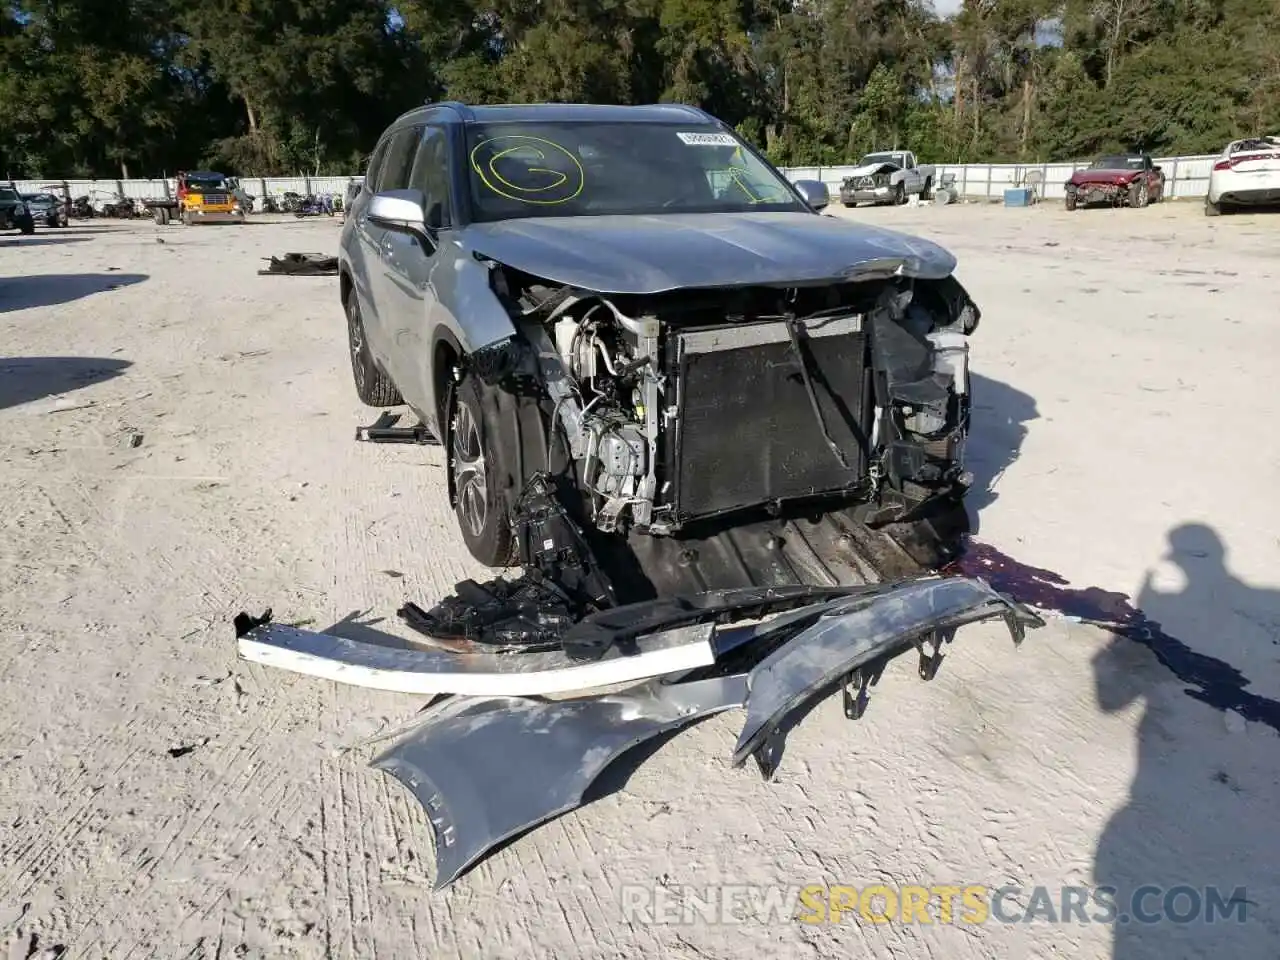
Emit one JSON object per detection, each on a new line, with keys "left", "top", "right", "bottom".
{"left": 145, "top": 171, "right": 248, "bottom": 225}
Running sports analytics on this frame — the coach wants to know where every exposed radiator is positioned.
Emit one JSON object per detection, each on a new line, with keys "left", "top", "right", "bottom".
{"left": 668, "top": 316, "right": 869, "bottom": 524}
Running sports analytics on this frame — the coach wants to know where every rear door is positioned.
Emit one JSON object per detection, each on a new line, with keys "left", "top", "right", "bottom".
{"left": 380, "top": 125, "right": 453, "bottom": 415}
{"left": 364, "top": 125, "right": 422, "bottom": 382}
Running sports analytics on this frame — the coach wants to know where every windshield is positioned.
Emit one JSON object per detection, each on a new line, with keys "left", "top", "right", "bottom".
{"left": 0, "top": 188, "right": 19, "bottom": 202}
{"left": 186, "top": 178, "right": 229, "bottom": 192}
{"left": 464, "top": 122, "right": 805, "bottom": 221}
{"left": 1091, "top": 155, "right": 1145, "bottom": 170}
{"left": 861, "top": 153, "right": 905, "bottom": 167}
{"left": 23, "top": 193, "right": 53, "bottom": 204}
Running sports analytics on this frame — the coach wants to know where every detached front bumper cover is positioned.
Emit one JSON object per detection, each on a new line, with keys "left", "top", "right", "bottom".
{"left": 362, "top": 575, "right": 1040, "bottom": 890}
{"left": 373, "top": 674, "right": 748, "bottom": 890}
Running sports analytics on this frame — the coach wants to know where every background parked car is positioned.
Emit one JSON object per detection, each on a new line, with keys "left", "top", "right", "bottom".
{"left": 1064, "top": 154, "right": 1165, "bottom": 210}
{"left": 0, "top": 184, "right": 36, "bottom": 234}
{"left": 22, "top": 192, "right": 68, "bottom": 227}
{"left": 838, "top": 150, "right": 935, "bottom": 206}
{"left": 1205, "top": 135, "right": 1280, "bottom": 216}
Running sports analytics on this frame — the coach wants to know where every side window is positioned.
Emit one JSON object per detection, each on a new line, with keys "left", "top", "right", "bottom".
{"left": 378, "top": 126, "right": 422, "bottom": 192}
{"left": 365, "top": 139, "right": 390, "bottom": 191}
{"left": 408, "top": 126, "right": 451, "bottom": 227}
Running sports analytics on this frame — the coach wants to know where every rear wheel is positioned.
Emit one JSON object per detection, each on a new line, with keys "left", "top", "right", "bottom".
{"left": 1204, "top": 197, "right": 1222, "bottom": 217}
{"left": 345, "top": 293, "right": 403, "bottom": 407}
{"left": 921, "top": 177, "right": 933, "bottom": 201}
{"left": 447, "top": 371, "right": 516, "bottom": 566}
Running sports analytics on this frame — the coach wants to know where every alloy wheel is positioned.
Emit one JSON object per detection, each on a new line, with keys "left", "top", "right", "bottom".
{"left": 451, "top": 401, "right": 488, "bottom": 539}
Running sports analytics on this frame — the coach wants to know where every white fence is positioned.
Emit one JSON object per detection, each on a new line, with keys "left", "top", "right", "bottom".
{"left": 778, "top": 155, "right": 1218, "bottom": 201}
{"left": 8, "top": 175, "right": 360, "bottom": 204}
{"left": 10, "top": 154, "right": 1218, "bottom": 205}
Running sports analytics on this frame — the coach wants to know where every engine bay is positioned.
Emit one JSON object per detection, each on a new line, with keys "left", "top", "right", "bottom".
{"left": 485, "top": 264, "right": 980, "bottom": 541}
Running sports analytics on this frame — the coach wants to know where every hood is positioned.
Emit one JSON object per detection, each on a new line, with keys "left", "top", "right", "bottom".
{"left": 461, "top": 212, "right": 956, "bottom": 295}
{"left": 1069, "top": 169, "right": 1138, "bottom": 185}
{"left": 843, "top": 161, "right": 900, "bottom": 181}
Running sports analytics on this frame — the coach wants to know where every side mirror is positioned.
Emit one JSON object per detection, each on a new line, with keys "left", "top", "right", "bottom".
{"left": 368, "top": 189, "right": 432, "bottom": 238}
{"left": 793, "top": 179, "right": 830, "bottom": 212}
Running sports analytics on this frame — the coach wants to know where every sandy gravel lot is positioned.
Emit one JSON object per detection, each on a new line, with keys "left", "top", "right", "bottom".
{"left": 1, "top": 201, "right": 1277, "bottom": 960}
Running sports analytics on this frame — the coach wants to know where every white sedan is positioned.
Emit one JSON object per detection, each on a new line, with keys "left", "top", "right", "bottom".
{"left": 1206, "top": 136, "right": 1280, "bottom": 215}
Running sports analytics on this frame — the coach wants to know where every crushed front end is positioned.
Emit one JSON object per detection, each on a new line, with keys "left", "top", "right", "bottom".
{"left": 840, "top": 170, "right": 898, "bottom": 205}
{"left": 477, "top": 261, "right": 978, "bottom": 591}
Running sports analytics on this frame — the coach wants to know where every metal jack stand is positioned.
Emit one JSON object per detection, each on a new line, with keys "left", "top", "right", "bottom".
{"left": 355, "top": 411, "right": 440, "bottom": 445}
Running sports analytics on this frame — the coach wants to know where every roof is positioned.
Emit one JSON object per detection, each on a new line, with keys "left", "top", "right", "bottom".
{"left": 397, "top": 101, "right": 715, "bottom": 128}
{"left": 182, "top": 170, "right": 228, "bottom": 180}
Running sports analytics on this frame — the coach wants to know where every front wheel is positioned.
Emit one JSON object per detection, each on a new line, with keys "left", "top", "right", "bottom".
{"left": 1064, "top": 192, "right": 1077, "bottom": 211}
{"left": 345, "top": 293, "right": 403, "bottom": 407}
{"left": 448, "top": 371, "right": 516, "bottom": 566}
{"left": 18, "top": 217, "right": 34, "bottom": 235}
{"left": 1128, "top": 182, "right": 1149, "bottom": 208}
{"left": 893, "top": 183, "right": 906, "bottom": 205}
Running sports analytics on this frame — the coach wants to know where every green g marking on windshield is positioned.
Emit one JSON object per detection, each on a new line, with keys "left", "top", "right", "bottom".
{"left": 470, "top": 135, "right": 585, "bottom": 205}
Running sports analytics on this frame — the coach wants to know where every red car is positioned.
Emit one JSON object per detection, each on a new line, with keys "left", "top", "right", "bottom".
{"left": 1064, "top": 154, "right": 1165, "bottom": 210}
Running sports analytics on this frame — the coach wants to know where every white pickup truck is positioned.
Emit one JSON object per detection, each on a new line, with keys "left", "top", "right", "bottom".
{"left": 838, "top": 151, "right": 936, "bottom": 206}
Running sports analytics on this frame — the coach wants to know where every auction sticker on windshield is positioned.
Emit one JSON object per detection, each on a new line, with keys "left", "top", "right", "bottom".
{"left": 677, "top": 132, "right": 739, "bottom": 147}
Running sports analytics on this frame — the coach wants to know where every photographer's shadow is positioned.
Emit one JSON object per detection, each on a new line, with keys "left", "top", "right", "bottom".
{"left": 1093, "top": 523, "right": 1280, "bottom": 959}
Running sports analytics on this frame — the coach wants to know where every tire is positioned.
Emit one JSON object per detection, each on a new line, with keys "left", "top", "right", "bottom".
{"left": 1128, "top": 181, "right": 1149, "bottom": 209}
{"left": 345, "top": 292, "right": 402, "bottom": 407}
{"left": 921, "top": 177, "right": 933, "bottom": 201}
{"left": 1064, "top": 192, "right": 1077, "bottom": 211}
{"left": 893, "top": 183, "right": 906, "bottom": 205}
{"left": 183, "top": 210, "right": 194, "bottom": 226}
{"left": 18, "top": 216, "right": 34, "bottom": 235}
{"left": 1205, "top": 197, "right": 1221, "bottom": 217}
{"left": 447, "top": 371, "right": 516, "bottom": 566}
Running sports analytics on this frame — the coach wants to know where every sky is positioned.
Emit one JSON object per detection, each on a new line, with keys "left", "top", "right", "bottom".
{"left": 933, "top": 0, "right": 963, "bottom": 13}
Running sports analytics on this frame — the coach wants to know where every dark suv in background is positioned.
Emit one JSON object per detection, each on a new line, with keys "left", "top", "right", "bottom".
{"left": 0, "top": 185, "right": 36, "bottom": 234}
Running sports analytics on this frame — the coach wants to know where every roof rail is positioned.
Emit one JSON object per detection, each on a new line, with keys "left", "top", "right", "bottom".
{"left": 423, "top": 100, "right": 472, "bottom": 120}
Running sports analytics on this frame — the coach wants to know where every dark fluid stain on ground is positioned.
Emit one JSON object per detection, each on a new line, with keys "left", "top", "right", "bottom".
{"left": 943, "top": 538, "right": 1280, "bottom": 734}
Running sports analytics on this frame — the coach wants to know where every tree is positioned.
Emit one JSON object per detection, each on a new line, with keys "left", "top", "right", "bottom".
{"left": 0, "top": 0, "right": 1277, "bottom": 176}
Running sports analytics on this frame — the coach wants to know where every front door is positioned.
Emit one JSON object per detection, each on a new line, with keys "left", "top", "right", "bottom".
{"left": 364, "top": 125, "right": 423, "bottom": 389}
{"left": 350, "top": 137, "right": 391, "bottom": 346}
{"left": 378, "top": 125, "right": 452, "bottom": 418}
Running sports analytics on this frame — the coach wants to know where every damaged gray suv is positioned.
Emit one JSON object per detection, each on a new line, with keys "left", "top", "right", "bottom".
{"left": 338, "top": 102, "right": 979, "bottom": 592}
